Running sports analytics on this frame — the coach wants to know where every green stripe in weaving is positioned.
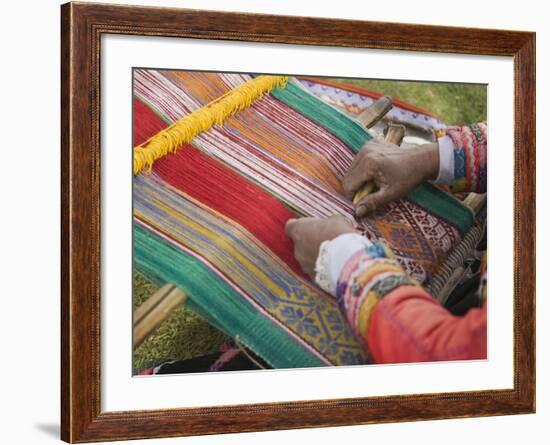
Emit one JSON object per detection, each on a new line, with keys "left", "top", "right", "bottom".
{"left": 407, "top": 184, "right": 474, "bottom": 235}
{"left": 133, "top": 223, "right": 326, "bottom": 369}
{"left": 271, "top": 81, "right": 372, "bottom": 152}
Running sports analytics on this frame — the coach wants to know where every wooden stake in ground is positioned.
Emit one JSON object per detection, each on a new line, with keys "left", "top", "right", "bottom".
{"left": 133, "top": 283, "right": 187, "bottom": 349}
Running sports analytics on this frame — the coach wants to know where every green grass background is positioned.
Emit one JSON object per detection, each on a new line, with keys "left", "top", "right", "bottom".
{"left": 133, "top": 77, "right": 488, "bottom": 371}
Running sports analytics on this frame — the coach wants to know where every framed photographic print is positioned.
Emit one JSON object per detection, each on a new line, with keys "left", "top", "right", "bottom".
{"left": 61, "top": 1, "right": 535, "bottom": 442}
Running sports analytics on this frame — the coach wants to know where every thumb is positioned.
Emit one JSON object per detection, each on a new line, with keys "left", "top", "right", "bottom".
{"left": 285, "top": 218, "right": 298, "bottom": 238}
{"left": 355, "top": 189, "right": 391, "bottom": 218}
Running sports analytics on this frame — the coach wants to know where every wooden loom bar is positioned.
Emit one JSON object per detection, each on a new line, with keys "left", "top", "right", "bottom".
{"left": 356, "top": 95, "right": 393, "bottom": 128}
{"left": 133, "top": 283, "right": 187, "bottom": 349}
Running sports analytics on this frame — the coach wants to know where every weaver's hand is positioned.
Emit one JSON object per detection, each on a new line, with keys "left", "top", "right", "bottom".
{"left": 285, "top": 215, "right": 355, "bottom": 279}
{"left": 342, "top": 140, "right": 440, "bottom": 217}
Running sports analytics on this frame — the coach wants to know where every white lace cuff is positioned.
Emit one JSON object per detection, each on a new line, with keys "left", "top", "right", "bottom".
{"left": 314, "top": 240, "right": 332, "bottom": 294}
{"left": 435, "top": 136, "right": 455, "bottom": 185}
{"left": 314, "top": 233, "right": 373, "bottom": 296}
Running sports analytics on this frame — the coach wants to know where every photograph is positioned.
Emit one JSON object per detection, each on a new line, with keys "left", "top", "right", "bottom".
{"left": 0, "top": 0, "right": 543, "bottom": 442}
{"left": 132, "top": 69, "right": 488, "bottom": 375}
{"left": 57, "top": 2, "right": 536, "bottom": 441}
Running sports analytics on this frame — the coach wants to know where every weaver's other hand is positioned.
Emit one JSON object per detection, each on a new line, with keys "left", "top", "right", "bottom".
{"left": 285, "top": 215, "right": 355, "bottom": 279}
{"left": 342, "top": 140, "right": 440, "bottom": 217}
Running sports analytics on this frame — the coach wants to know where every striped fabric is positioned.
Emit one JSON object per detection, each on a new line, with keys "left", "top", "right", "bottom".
{"left": 133, "top": 70, "right": 475, "bottom": 368}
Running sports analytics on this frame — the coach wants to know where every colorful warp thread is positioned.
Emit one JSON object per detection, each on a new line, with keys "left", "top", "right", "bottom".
{"left": 133, "top": 70, "right": 475, "bottom": 367}
{"left": 134, "top": 75, "right": 288, "bottom": 174}
{"left": 135, "top": 71, "right": 358, "bottom": 194}
{"left": 135, "top": 175, "right": 366, "bottom": 366}
{"left": 153, "top": 143, "right": 307, "bottom": 279}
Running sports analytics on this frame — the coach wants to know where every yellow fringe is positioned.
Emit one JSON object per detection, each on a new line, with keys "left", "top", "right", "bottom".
{"left": 134, "top": 75, "right": 289, "bottom": 175}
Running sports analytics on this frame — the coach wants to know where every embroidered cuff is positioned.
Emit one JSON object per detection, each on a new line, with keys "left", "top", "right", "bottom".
{"left": 435, "top": 136, "right": 455, "bottom": 185}
{"left": 336, "top": 249, "right": 417, "bottom": 337}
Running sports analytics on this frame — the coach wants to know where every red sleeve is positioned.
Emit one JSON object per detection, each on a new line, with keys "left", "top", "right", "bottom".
{"left": 366, "top": 285, "right": 487, "bottom": 364}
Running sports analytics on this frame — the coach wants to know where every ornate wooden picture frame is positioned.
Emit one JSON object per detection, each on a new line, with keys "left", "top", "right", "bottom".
{"left": 61, "top": 2, "right": 535, "bottom": 442}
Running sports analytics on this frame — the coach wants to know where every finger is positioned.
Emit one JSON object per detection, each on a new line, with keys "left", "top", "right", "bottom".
{"left": 285, "top": 217, "right": 317, "bottom": 238}
{"left": 348, "top": 140, "right": 375, "bottom": 171}
{"left": 347, "top": 139, "right": 376, "bottom": 173}
{"left": 327, "top": 214, "right": 355, "bottom": 229}
{"left": 347, "top": 149, "right": 364, "bottom": 174}
{"left": 355, "top": 189, "right": 391, "bottom": 218}
{"left": 345, "top": 156, "right": 365, "bottom": 183}
{"left": 342, "top": 167, "right": 375, "bottom": 200}
{"left": 284, "top": 218, "right": 298, "bottom": 238}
